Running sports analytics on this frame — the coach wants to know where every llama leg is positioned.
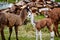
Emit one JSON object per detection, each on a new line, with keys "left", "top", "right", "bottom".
{"left": 8, "top": 27, "right": 12, "bottom": 40}
{"left": 1, "top": 28, "right": 5, "bottom": 40}
{"left": 39, "top": 30, "right": 42, "bottom": 40}
{"left": 47, "top": 25, "right": 54, "bottom": 40}
{"left": 56, "top": 26, "right": 60, "bottom": 37}
{"left": 55, "top": 24, "right": 60, "bottom": 37}
{"left": 50, "top": 31, "right": 54, "bottom": 40}
{"left": 36, "top": 29, "right": 39, "bottom": 40}
{"left": 0, "top": 25, "right": 5, "bottom": 40}
{"left": 54, "top": 23, "right": 59, "bottom": 37}
{"left": 53, "top": 27, "right": 57, "bottom": 37}
{"left": 15, "top": 26, "right": 18, "bottom": 40}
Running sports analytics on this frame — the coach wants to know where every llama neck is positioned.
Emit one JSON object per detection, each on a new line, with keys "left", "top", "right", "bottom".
{"left": 20, "top": 8, "right": 27, "bottom": 24}
{"left": 30, "top": 13, "right": 35, "bottom": 27}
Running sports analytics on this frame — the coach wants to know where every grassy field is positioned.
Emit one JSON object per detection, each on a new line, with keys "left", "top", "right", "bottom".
{"left": 0, "top": 15, "right": 60, "bottom": 40}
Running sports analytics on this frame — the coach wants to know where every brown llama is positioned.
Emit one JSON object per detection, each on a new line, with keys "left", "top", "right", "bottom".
{"left": 0, "top": 8, "right": 28, "bottom": 40}
{"left": 42, "top": 8, "right": 60, "bottom": 37}
{"left": 35, "top": 18, "right": 54, "bottom": 40}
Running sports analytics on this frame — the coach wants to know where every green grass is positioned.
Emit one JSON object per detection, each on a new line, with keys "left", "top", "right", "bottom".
{"left": 0, "top": 15, "right": 60, "bottom": 40}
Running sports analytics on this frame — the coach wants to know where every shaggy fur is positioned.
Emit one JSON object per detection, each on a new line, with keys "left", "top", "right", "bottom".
{"left": 0, "top": 8, "right": 28, "bottom": 40}
{"left": 43, "top": 8, "right": 60, "bottom": 37}
{"left": 35, "top": 18, "right": 54, "bottom": 40}
{"left": 35, "top": 18, "right": 53, "bottom": 32}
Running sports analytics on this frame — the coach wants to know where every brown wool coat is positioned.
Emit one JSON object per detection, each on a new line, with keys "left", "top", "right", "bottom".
{"left": 35, "top": 18, "right": 53, "bottom": 31}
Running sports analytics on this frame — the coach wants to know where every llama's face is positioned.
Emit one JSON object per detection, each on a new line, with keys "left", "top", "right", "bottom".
{"left": 27, "top": 7, "right": 38, "bottom": 19}
{"left": 27, "top": 6, "right": 32, "bottom": 19}
{"left": 9, "top": 5, "right": 18, "bottom": 12}
{"left": 10, "top": 6, "right": 16, "bottom": 11}
{"left": 43, "top": 11, "right": 49, "bottom": 18}
{"left": 44, "top": 12, "right": 48, "bottom": 17}
{"left": 27, "top": 11, "right": 32, "bottom": 18}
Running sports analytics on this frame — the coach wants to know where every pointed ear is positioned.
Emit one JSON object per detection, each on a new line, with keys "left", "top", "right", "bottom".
{"left": 21, "top": 5, "right": 27, "bottom": 9}
{"left": 14, "top": 5, "right": 18, "bottom": 7}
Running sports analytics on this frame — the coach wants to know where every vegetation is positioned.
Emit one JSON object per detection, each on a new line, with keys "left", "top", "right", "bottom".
{"left": 55, "top": 0, "right": 60, "bottom": 2}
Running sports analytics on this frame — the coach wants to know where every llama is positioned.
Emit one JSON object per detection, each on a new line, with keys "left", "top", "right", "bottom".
{"left": 42, "top": 8, "right": 60, "bottom": 37}
{"left": 35, "top": 18, "right": 54, "bottom": 40}
{"left": 0, "top": 8, "right": 28, "bottom": 40}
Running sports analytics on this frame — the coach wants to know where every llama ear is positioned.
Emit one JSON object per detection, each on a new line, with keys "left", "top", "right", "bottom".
{"left": 14, "top": 5, "right": 18, "bottom": 7}
{"left": 21, "top": 5, "right": 27, "bottom": 9}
